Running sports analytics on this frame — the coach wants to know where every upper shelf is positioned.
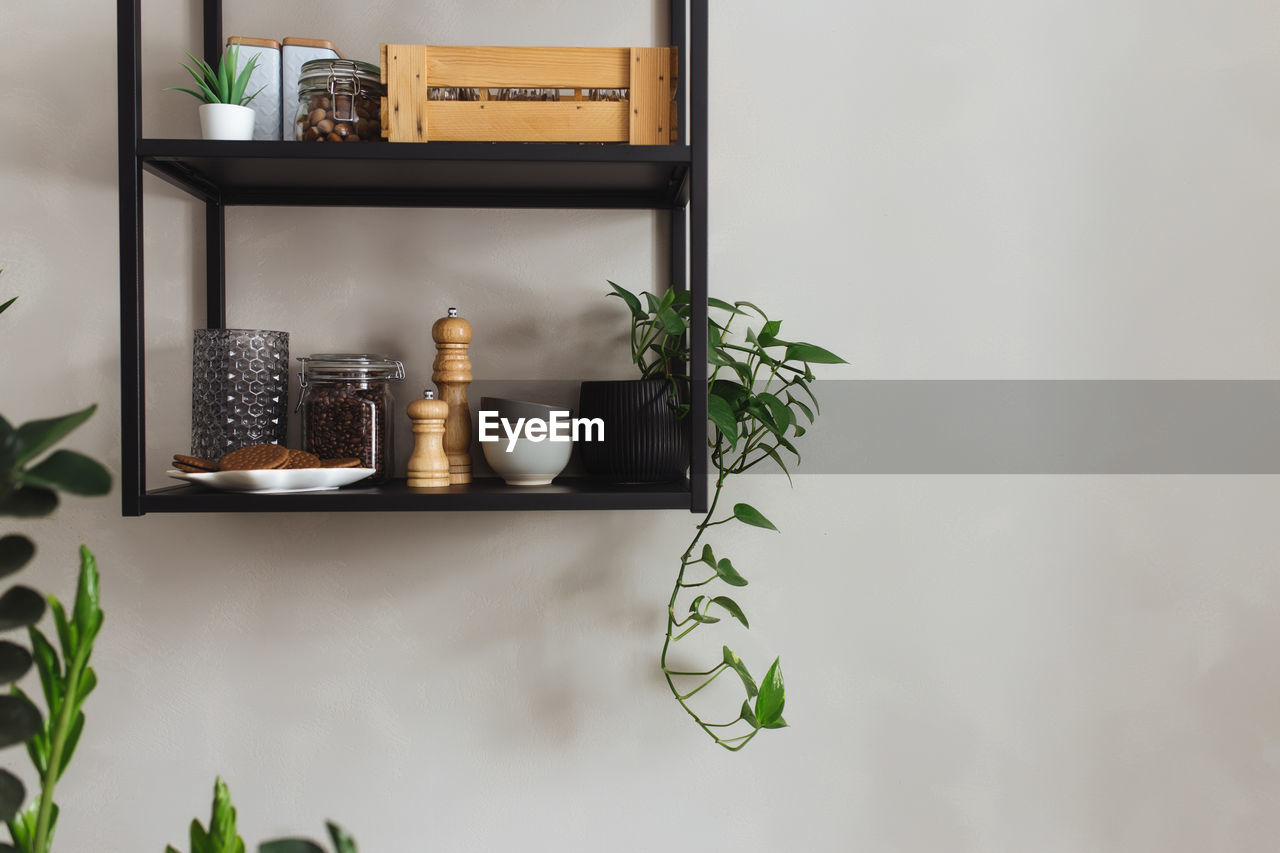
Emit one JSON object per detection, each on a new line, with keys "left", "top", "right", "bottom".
{"left": 138, "top": 140, "right": 692, "bottom": 209}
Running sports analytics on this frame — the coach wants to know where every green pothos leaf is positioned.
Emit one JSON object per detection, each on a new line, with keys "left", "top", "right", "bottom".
{"left": 758, "top": 393, "right": 793, "bottom": 433}
{"left": 733, "top": 503, "right": 778, "bottom": 531}
{"left": 657, "top": 307, "right": 686, "bottom": 335}
{"left": 708, "top": 297, "right": 744, "bottom": 314}
{"left": 785, "top": 393, "right": 814, "bottom": 423}
{"left": 722, "top": 646, "right": 758, "bottom": 698}
{"left": 708, "top": 394, "right": 738, "bottom": 445}
{"left": 606, "top": 280, "right": 645, "bottom": 320}
{"left": 327, "top": 820, "right": 359, "bottom": 853}
{"left": 753, "top": 657, "right": 786, "bottom": 727}
{"left": 784, "top": 342, "right": 846, "bottom": 365}
{"left": 710, "top": 379, "right": 749, "bottom": 408}
{"left": 761, "top": 446, "right": 793, "bottom": 486}
{"left": 713, "top": 558, "right": 748, "bottom": 587}
{"left": 686, "top": 596, "right": 719, "bottom": 623}
{"left": 711, "top": 596, "right": 749, "bottom": 628}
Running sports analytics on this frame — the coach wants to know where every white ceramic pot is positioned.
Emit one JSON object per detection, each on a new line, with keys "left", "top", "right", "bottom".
{"left": 198, "top": 103, "right": 255, "bottom": 141}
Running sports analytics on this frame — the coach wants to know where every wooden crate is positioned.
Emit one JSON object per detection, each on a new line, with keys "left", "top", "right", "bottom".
{"left": 379, "top": 44, "right": 677, "bottom": 144}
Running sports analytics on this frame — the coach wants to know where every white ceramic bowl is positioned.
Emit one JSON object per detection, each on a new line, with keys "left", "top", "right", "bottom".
{"left": 479, "top": 397, "right": 574, "bottom": 486}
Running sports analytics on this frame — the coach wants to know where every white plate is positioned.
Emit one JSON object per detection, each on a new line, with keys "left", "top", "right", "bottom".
{"left": 167, "top": 467, "right": 377, "bottom": 494}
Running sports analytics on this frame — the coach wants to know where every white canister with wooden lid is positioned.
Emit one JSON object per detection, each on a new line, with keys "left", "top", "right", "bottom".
{"left": 225, "top": 36, "right": 280, "bottom": 141}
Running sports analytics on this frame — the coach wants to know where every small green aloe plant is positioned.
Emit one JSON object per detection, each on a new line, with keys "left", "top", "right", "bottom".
{"left": 607, "top": 281, "right": 846, "bottom": 751}
{"left": 167, "top": 41, "right": 264, "bottom": 106}
{"left": 167, "top": 778, "right": 358, "bottom": 853}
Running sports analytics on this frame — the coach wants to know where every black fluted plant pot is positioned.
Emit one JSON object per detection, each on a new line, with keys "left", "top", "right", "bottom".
{"left": 578, "top": 379, "right": 690, "bottom": 483}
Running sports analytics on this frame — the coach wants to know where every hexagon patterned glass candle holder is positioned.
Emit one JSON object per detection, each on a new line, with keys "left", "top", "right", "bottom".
{"left": 191, "top": 328, "right": 290, "bottom": 459}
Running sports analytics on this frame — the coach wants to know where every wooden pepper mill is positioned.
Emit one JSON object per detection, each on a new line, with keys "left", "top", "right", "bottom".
{"left": 431, "top": 307, "right": 473, "bottom": 485}
{"left": 406, "top": 389, "right": 451, "bottom": 488}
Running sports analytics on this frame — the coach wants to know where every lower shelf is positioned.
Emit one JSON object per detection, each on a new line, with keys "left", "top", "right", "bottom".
{"left": 139, "top": 477, "right": 692, "bottom": 514}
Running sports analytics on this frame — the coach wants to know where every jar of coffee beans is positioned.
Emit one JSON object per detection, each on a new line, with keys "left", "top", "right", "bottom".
{"left": 297, "top": 353, "right": 405, "bottom": 483}
{"left": 294, "top": 58, "right": 385, "bottom": 142}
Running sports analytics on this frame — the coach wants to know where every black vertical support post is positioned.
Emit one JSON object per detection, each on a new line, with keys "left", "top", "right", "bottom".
{"left": 689, "top": 0, "right": 708, "bottom": 513}
{"left": 206, "top": 204, "right": 226, "bottom": 327}
{"left": 669, "top": 0, "right": 688, "bottom": 294}
{"left": 203, "top": 0, "right": 222, "bottom": 67}
{"left": 670, "top": 209, "right": 687, "bottom": 295}
{"left": 204, "top": 0, "right": 226, "bottom": 328}
{"left": 118, "top": 0, "right": 144, "bottom": 516}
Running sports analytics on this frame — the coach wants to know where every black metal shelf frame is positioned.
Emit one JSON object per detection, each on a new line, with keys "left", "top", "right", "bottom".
{"left": 117, "top": 0, "right": 708, "bottom": 516}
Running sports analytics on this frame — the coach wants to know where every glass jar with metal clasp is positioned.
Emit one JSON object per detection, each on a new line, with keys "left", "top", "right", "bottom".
{"left": 297, "top": 354, "right": 405, "bottom": 484}
{"left": 294, "top": 58, "right": 385, "bottom": 142}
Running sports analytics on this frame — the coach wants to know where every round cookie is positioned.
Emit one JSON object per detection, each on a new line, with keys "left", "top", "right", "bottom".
{"left": 173, "top": 462, "right": 213, "bottom": 473}
{"left": 282, "top": 449, "right": 322, "bottom": 469}
{"left": 218, "top": 443, "right": 289, "bottom": 471}
{"left": 173, "top": 454, "right": 218, "bottom": 471}
{"left": 319, "top": 457, "right": 362, "bottom": 468}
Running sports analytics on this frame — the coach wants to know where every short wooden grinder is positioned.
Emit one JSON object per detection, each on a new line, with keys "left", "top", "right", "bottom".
{"left": 431, "top": 307, "right": 473, "bottom": 484}
{"left": 406, "top": 389, "right": 450, "bottom": 488}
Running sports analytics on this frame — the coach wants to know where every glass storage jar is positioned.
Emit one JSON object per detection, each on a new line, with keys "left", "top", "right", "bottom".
{"left": 295, "top": 58, "right": 385, "bottom": 142}
{"left": 297, "top": 353, "right": 404, "bottom": 483}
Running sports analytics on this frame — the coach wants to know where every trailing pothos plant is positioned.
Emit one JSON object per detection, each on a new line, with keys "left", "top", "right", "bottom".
{"left": 0, "top": 292, "right": 111, "bottom": 852}
{"left": 607, "top": 281, "right": 845, "bottom": 751}
{"left": 166, "top": 777, "right": 358, "bottom": 853}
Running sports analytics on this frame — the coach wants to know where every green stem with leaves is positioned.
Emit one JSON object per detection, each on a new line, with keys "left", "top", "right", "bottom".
{"left": 6, "top": 548, "right": 104, "bottom": 853}
{"left": 661, "top": 468, "right": 731, "bottom": 743}
{"left": 30, "top": 642, "right": 88, "bottom": 853}
{"left": 607, "top": 281, "right": 846, "bottom": 752}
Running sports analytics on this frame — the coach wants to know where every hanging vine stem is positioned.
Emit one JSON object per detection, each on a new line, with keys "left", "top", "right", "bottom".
{"left": 660, "top": 462, "right": 772, "bottom": 749}
{"left": 606, "top": 281, "right": 847, "bottom": 751}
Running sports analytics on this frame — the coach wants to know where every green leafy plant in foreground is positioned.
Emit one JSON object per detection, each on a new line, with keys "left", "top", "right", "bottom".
{"left": 166, "top": 41, "right": 264, "bottom": 106}
{"left": 166, "top": 778, "right": 358, "bottom": 853}
{"left": 0, "top": 292, "right": 111, "bottom": 852}
{"left": 608, "top": 281, "right": 846, "bottom": 750}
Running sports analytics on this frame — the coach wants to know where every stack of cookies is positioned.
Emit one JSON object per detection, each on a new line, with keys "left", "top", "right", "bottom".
{"left": 172, "top": 444, "right": 361, "bottom": 473}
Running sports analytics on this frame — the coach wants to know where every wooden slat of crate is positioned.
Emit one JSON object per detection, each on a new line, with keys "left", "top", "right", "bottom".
{"left": 385, "top": 44, "right": 430, "bottom": 145}
{"left": 629, "top": 48, "right": 667, "bottom": 145}
{"left": 425, "top": 46, "right": 630, "bottom": 88}
{"left": 426, "top": 101, "right": 627, "bottom": 142}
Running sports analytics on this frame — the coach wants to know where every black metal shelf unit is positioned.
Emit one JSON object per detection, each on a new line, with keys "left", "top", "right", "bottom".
{"left": 117, "top": 0, "right": 708, "bottom": 516}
